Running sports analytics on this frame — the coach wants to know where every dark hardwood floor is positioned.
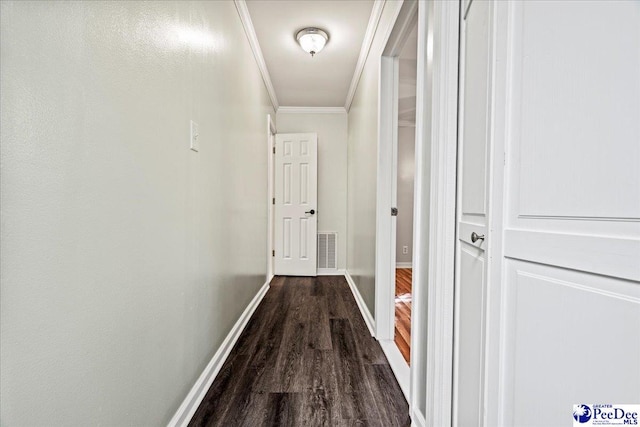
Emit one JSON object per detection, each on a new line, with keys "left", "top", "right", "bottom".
{"left": 394, "top": 269, "right": 412, "bottom": 364}
{"left": 189, "top": 275, "right": 410, "bottom": 427}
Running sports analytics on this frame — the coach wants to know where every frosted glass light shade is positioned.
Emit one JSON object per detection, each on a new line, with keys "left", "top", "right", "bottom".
{"left": 296, "top": 28, "right": 328, "bottom": 57}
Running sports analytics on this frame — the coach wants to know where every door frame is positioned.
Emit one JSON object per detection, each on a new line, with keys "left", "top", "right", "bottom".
{"left": 375, "top": 0, "right": 417, "bottom": 401}
{"left": 266, "top": 114, "right": 276, "bottom": 281}
{"left": 376, "top": 0, "right": 461, "bottom": 425}
{"left": 416, "top": 1, "right": 460, "bottom": 425}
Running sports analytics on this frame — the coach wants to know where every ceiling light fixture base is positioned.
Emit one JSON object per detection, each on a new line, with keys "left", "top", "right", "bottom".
{"left": 296, "top": 27, "right": 329, "bottom": 57}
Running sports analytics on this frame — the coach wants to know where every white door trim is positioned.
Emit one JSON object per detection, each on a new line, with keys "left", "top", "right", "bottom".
{"left": 267, "top": 114, "right": 276, "bottom": 280}
{"left": 376, "top": 54, "right": 399, "bottom": 342}
{"left": 375, "top": 0, "right": 416, "bottom": 344}
{"left": 375, "top": 0, "right": 416, "bottom": 413}
{"left": 413, "top": 0, "right": 460, "bottom": 425}
{"left": 377, "top": 1, "right": 460, "bottom": 424}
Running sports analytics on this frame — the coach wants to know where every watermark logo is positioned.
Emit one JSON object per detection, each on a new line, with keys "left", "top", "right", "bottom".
{"left": 574, "top": 405, "right": 593, "bottom": 423}
{"left": 573, "top": 404, "right": 639, "bottom": 426}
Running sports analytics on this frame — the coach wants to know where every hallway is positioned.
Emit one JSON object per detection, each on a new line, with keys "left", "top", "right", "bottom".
{"left": 189, "top": 276, "right": 410, "bottom": 426}
{"left": 2, "top": 1, "right": 639, "bottom": 425}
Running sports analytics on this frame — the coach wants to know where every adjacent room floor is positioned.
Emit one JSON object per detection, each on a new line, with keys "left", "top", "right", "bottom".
{"left": 394, "top": 268, "right": 412, "bottom": 364}
{"left": 189, "top": 275, "right": 410, "bottom": 427}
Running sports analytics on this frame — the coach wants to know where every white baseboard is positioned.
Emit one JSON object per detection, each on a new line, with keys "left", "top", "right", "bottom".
{"left": 379, "top": 339, "right": 410, "bottom": 402}
{"left": 167, "top": 277, "right": 271, "bottom": 427}
{"left": 316, "top": 268, "right": 346, "bottom": 276}
{"left": 395, "top": 262, "right": 413, "bottom": 269}
{"left": 343, "top": 271, "right": 375, "bottom": 337}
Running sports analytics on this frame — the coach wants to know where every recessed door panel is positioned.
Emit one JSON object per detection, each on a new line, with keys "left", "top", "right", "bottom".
{"left": 501, "top": 261, "right": 640, "bottom": 426}
{"left": 283, "top": 164, "right": 291, "bottom": 205}
{"left": 283, "top": 218, "right": 291, "bottom": 259}
{"left": 456, "top": 246, "right": 486, "bottom": 427}
{"left": 300, "top": 163, "right": 308, "bottom": 205}
{"left": 460, "top": 0, "right": 490, "bottom": 217}
{"left": 300, "top": 218, "right": 308, "bottom": 259}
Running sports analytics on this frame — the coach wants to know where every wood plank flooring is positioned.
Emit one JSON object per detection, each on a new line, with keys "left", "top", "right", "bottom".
{"left": 189, "top": 275, "right": 410, "bottom": 427}
{"left": 394, "top": 269, "right": 412, "bottom": 364}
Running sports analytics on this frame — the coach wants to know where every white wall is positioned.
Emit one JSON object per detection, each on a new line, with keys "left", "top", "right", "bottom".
{"left": 347, "top": 2, "right": 401, "bottom": 316}
{"left": 275, "top": 112, "right": 348, "bottom": 270}
{"left": 396, "top": 126, "right": 415, "bottom": 264}
{"left": 0, "top": 1, "right": 274, "bottom": 425}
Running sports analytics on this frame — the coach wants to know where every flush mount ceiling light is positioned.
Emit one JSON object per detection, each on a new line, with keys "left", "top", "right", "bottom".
{"left": 296, "top": 28, "right": 329, "bottom": 57}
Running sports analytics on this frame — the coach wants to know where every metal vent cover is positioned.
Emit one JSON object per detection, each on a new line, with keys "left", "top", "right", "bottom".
{"left": 317, "top": 232, "right": 337, "bottom": 269}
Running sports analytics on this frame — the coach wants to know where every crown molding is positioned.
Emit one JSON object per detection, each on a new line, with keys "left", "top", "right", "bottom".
{"left": 234, "top": 0, "right": 279, "bottom": 111}
{"left": 277, "top": 106, "right": 347, "bottom": 115}
{"left": 344, "top": 0, "right": 386, "bottom": 112}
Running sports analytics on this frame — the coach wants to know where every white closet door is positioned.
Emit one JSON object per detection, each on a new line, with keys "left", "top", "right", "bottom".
{"left": 488, "top": 1, "right": 640, "bottom": 426}
{"left": 453, "top": 0, "right": 494, "bottom": 425}
{"left": 274, "top": 133, "right": 318, "bottom": 276}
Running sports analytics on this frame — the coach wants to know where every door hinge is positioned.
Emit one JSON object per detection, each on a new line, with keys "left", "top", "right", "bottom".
{"left": 273, "top": 146, "right": 275, "bottom": 154}
{"left": 272, "top": 250, "right": 275, "bottom": 257}
{"left": 272, "top": 198, "right": 275, "bottom": 205}
{"left": 391, "top": 207, "right": 398, "bottom": 216}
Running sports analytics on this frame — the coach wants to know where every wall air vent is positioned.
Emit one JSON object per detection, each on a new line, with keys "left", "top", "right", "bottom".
{"left": 317, "top": 232, "right": 337, "bottom": 269}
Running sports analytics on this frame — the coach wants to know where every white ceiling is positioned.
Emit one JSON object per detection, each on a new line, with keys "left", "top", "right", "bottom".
{"left": 245, "top": 0, "right": 374, "bottom": 108}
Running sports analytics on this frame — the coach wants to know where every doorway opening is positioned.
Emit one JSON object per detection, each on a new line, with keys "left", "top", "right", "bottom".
{"left": 374, "top": 0, "right": 418, "bottom": 400}
{"left": 393, "top": 22, "right": 418, "bottom": 365}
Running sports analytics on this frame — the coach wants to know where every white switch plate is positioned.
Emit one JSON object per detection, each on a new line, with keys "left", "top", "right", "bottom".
{"left": 402, "top": 246, "right": 409, "bottom": 254}
{"left": 190, "top": 120, "right": 199, "bottom": 152}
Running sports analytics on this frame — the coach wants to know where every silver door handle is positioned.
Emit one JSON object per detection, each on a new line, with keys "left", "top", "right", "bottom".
{"left": 471, "top": 232, "right": 484, "bottom": 243}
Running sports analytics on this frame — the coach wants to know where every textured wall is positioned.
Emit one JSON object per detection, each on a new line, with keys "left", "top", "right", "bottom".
{"left": 275, "top": 112, "right": 348, "bottom": 270}
{"left": 396, "top": 126, "right": 415, "bottom": 264}
{"left": 0, "top": 1, "right": 273, "bottom": 424}
{"left": 346, "top": 2, "right": 401, "bottom": 317}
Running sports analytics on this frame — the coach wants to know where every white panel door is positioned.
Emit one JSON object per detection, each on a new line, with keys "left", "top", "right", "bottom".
{"left": 274, "top": 133, "right": 318, "bottom": 276}
{"left": 487, "top": 2, "right": 640, "bottom": 426}
{"left": 453, "top": 0, "right": 493, "bottom": 425}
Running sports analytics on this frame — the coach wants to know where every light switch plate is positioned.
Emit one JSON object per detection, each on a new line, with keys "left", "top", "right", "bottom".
{"left": 190, "top": 120, "right": 199, "bottom": 152}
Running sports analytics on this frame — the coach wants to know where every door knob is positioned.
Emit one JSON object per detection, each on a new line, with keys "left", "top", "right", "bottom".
{"left": 471, "top": 232, "right": 484, "bottom": 243}
{"left": 305, "top": 209, "right": 315, "bottom": 215}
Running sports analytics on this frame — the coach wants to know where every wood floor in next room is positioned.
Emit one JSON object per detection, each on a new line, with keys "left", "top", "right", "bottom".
{"left": 394, "top": 268, "right": 412, "bottom": 364}
{"left": 189, "top": 275, "right": 410, "bottom": 427}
